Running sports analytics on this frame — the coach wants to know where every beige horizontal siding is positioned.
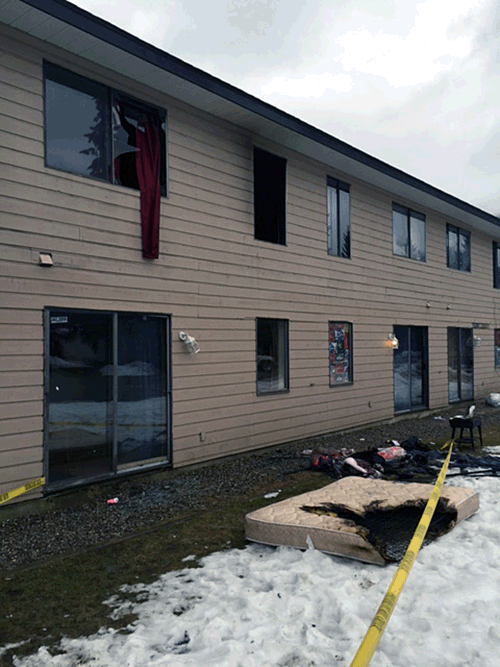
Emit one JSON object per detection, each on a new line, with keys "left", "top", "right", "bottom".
{"left": 1, "top": 23, "right": 500, "bottom": 498}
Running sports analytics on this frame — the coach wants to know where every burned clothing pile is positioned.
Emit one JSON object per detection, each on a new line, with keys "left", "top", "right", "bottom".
{"left": 308, "top": 437, "right": 500, "bottom": 482}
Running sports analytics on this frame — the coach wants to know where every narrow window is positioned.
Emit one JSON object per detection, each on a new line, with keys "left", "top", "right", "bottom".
{"left": 254, "top": 147, "right": 286, "bottom": 245}
{"left": 447, "top": 225, "right": 470, "bottom": 271}
{"left": 494, "top": 242, "right": 500, "bottom": 288}
{"left": 327, "top": 178, "right": 350, "bottom": 258}
{"left": 392, "top": 204, "right": 426, "bottom": 261}
{"left": 329, "top": 322, "right": 353, "bottom": 385}
{"left": 256, "top": 318, "right": 289, "bottom": 394}
{"left": 495, "top": 329, "right": 500, "bottom": 368}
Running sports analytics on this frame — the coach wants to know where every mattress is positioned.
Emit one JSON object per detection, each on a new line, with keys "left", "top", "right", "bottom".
{"left": 245, "top": 477, "right": 479, "bottom": 566}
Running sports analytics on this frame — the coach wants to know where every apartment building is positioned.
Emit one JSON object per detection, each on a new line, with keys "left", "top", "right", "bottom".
{"left": 2, "top": 0, "right": 500, "bottom": 501}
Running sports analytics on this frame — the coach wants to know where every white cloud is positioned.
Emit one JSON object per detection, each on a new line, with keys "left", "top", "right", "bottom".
{"left": 261, "top": 72, "right": 353, "bottom": 98}
{"left": 335, "top": 0, "right": 484, "bottom": 87}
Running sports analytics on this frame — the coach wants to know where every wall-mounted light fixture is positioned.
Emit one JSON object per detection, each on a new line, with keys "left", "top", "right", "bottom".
{"left": 473, "top": 336, "right": 482, "bottom": 347}
{"left": 179, "top": 331, "right": 200, "bottom": 354}
{"left": 38, "top": 252, "right": 53, "bottom": 267}
{"left": 385, "top": 333, "right": 399, "bottom": 349}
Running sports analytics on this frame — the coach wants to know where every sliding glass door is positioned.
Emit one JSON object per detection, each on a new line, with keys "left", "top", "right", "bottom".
{"left": 46, "top": 309, "right": 170, "bottom": 486}
{"left": 393, "top": 325, "right": 428, "bottom": 413}
{"left": 448, "top": 327, "right": 473, "bottom": 402}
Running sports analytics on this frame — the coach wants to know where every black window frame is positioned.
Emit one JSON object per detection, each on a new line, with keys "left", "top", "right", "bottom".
{"left": 495, "top": 329, "right": 500, "bottom": 368}
{"left": 253, "top": 147, "right": 287, "bottom": 245}
{"left": 44, "top": 306, "right": 172, "bottom": 490}
{"left": 494, "top": 242, "right": 500, "bottom": 288}
{"left": 447, "top": 224, "right": 471, "bottom": 272}
{"left": 392, "top": 203, "right": 426, "bottom": 261}
{"left": 327, "top": 177, "right": 351, "bottom": 259}
{"left": 328, "top": 321, "right": 353, "bottom": 386}
{"left": 256, "top": 317, "right": 289, "bottom": 395}
{"left": 43, "top": 62, "right": 167, "bottom": 196}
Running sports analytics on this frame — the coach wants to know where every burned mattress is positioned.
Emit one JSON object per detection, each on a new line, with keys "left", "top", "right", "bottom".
{"left": 245, "top": 477, "right": 479, "bottom": 566}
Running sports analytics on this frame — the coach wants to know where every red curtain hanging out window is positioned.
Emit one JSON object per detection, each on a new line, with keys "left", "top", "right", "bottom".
{"left": 136, "top": 120, "right": 161, "bottom": 259}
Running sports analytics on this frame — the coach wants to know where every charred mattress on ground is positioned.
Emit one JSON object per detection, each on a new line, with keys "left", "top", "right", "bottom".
{"left": 245, "top": 477, "right": 479, "bottom": 565}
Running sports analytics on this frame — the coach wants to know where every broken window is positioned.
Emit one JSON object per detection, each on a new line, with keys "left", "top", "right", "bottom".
{"left": 254, "top": 147, "right": 286, "bottom": 245}
{"left": 44, "top": 62, "right": 166, "bottom": 194}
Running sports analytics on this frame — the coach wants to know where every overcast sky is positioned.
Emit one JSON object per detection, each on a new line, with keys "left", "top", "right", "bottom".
{"left": 71, "top": 0, "right": 500, "bottom": 216}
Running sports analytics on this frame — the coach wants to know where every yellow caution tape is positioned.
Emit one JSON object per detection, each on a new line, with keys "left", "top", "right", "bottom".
{"left": 0, "top": 476, "right": 45, "bottom": 505}
{"left": 349, "top": 441, "right": 454, "bottom": 667}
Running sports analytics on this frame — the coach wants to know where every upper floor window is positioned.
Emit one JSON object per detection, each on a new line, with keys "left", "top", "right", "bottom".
{"left": 392, "top": 203, "right": 426, "bottom": 261}
{"left": 447, "top": 225, "right": 470, "bottom": 271}
{"left": 254, "top": 147, "right": 286, "bottom": 245}
{"left": 494, "top": 242, "right": 500, "bottom": 289}
{"left": 44, "top": 63, "right": 166, "bottom": 195}
{"left": 327, "top": 178, "right": 350, "bottom": 258}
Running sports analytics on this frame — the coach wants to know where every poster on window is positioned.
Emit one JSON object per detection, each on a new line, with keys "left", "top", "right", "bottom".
{"left": 329, "top": 322, "right": 352, "bottom": 385}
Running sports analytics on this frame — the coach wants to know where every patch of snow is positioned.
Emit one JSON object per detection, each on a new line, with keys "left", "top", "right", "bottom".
{"left": 10, "top": 476, "right": 500, "bottom": 666}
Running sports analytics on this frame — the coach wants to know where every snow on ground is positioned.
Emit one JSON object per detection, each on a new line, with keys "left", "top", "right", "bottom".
{"left": 12, "top": 476, "right": 500, "bottom": 667}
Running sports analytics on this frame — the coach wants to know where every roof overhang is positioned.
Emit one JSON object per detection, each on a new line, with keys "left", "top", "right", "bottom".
{"left": 2, "top": 0, "right": 500, "bottom": 238}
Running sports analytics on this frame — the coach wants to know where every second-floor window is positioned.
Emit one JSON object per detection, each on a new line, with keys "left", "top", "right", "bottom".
{"left": 327, "top": 178, "right": 350, "bottom": 258}
{"left": 494, "top": 243, "right": 500, "bottom": 288}
{"left": 392, "top": 203, "right": 426, "bottom": 261}
{"left": 447, "top": 225, "right": 470, "bottom": 271}
{"left": 44, "top": 62, "right": 167, "bottom": 195}
{"left": 254, "top": 147, "right": 286, "bottom": 245}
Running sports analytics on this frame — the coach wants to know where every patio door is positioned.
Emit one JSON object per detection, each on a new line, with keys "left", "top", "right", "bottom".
{"left": 393, "top": 325, "right": 428, "bottom": 413}
{"left": 46, "top": 309, "right": 170, "bottom": 486}
{"left": 447, "top": 327, "right": 473, "bottom": 402}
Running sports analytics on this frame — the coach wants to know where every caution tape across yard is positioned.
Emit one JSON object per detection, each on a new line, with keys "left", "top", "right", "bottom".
{"left": 349, "top": 441, "right": 455, "bottom": 667}
{"left": 0, "top": 476, "right": 45, "bottom": 505}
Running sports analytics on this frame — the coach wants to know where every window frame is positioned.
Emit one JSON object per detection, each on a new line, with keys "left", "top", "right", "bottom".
{"left": 446, "top": 224, "right": 471, "bottom": 272}
{"left": 255, "top": 317, "right": 289, "bottom": 395}
{"left": 392, "top": 203, "right": 426, "bottom": 261}
{"left": 327, "top": 177, "right": 351, "bottom": 258}
{"left": 43, "top": 306, "right": 172, "bottom": 491}
{"left": 495, "top": 329, "right": 500, "bottom": 368}
{"left": 328, "top": 321, "right": 353, "bottom": 386}
{"left": 494, "top": 242, "right": 500, "bottom": 289}
{"left": 43, "top": 61, "right": 167, "bottom": 196}
{"left": 253, "top": 147, "right": 287, "bottom": 246}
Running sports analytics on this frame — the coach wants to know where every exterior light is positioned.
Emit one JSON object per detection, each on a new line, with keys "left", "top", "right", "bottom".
{"left": 179, "top": 331, "right": 200, "bottom": 354}
{"left": 385, "top": 333, "right": 399, "bottom": 349}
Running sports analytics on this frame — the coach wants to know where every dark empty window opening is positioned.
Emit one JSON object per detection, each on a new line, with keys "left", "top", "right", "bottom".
{"left": 254, "top": 147, "right": 286, "bottom": 245}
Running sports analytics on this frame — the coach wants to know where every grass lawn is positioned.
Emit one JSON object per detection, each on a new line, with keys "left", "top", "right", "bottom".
{"left": 0, "top": 470, "right": 331, "bottom": 666}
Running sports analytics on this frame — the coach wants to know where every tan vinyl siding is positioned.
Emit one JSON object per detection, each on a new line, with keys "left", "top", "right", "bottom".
{"left": 1, "top": 23, "right": 500, "bottom": 499}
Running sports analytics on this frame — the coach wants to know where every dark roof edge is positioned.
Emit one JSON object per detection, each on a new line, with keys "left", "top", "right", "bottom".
{"left": 17, "top": 0, "right": 500, "bottom": 227}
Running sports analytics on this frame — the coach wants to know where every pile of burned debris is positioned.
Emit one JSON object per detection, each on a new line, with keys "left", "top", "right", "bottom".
{"left": 306, "top": 436, "right": 500, "bottom": 482}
